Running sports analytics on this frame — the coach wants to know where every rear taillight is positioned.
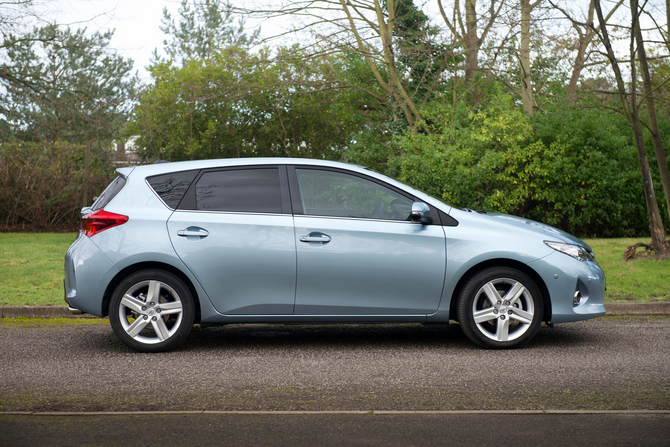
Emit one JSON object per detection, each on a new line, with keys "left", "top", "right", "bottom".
{"left": 81, "top": 209, "right": 128, "bottom": 237}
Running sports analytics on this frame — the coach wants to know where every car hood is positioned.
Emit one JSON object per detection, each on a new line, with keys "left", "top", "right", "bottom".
{"left": 465, "top": 211, "right": 592, "bottom": 251}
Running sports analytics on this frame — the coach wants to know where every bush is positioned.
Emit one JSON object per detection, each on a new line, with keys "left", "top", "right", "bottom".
{"left": 0, "top": 141, "right": 115, "bottom": 231}
{"left": 389, "top": 97, "right": 668, "bottom": 238}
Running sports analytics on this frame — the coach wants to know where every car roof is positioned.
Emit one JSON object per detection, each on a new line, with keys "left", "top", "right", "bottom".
{"left": 117, "top": 158, "right": 366, "bottom": 178}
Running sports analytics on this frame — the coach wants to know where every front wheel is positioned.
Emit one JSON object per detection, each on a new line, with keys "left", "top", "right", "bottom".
{"left": 458, "top": 267, "right": 543, "bottom": 349}
{"left": 109, "top": 270, "right": 195, "bottom": 353}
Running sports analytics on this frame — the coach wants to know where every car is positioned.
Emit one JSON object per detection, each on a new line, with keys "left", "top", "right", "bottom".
{"left": 64, "top": 158, "right": 606, "bottom": 352}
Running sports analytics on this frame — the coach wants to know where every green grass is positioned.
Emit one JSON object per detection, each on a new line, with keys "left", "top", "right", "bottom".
{"left": 0, "top": 233, "right": 78, "bottom": 306}
{"left": 0, "top": 233, "right": 668, "bottom": 306}
{"left": 585, "top": 238, "right": 670, "bottom": 302}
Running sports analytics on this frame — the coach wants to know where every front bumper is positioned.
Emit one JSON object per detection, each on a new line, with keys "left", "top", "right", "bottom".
{"left": 529, "top": 251, "right": 606, "bottom": 324}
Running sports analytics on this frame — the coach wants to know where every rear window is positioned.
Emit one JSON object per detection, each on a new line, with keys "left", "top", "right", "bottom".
{"left": 147, "top": 170, "right": 199, "bottom": 209}
{"left": 91, "top": 176, "right": 126, "bottom": 211}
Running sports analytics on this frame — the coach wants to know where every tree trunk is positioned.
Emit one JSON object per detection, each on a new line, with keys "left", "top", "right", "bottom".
{"left": 520, "top": 0, "right": 534, "bottom": 115}
{"left": 630, "top": 115, "right": 668, "bottom": 259}
{"left": 593, "top": 0, "right": 667, "bottom": 259}
{"left": 633, "top": 5, "right": 670, "bottom": 223}
{"left": 566, "top": 1, "right": 596, "bottom": 104}
{"left": 464, "top": 0, "right": 479, "bottom": 81}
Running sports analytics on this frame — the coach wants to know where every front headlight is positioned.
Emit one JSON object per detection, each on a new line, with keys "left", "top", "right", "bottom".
{"left": 544, "top": 241, "right": 595, "bottom": 262}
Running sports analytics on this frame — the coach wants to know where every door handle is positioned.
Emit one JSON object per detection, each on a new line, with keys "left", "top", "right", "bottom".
{"left": 299, "top": 233, "right": 331, "bottom": 244}
{"left": 177, "top": 228, "right": 209, "bottom": 238}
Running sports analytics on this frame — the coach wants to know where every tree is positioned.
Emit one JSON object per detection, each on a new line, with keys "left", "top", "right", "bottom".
{"left": 131, "top": 48, "right": 366, "bottom": 161}
{"left": 591, "top": 0, "right": 667, "bottom": 259}
{"left": 1, "top": 25, "right": 138, "bottom": 206}
{"left": 235, "top": 0, "right": 453, "bottom": 135}
{"left": 436, "top": 0, "right": 506, "bottom": 82}
{"left": 158, "top": 0, "right": 259, "bottom": 64}
{"left": 549, "top": 0, "right": 625, "bottom": 104}
{"left": 1, "top": 26, "right": 137, "bottom": 143}
{"left": 518, "top": 0, "right": 544, "bottom": 115}
{"left": 1, "top": 1, "right": 50, "bottom": 85}
{"left": 632, "top": 0, "right": 670, "bottom": 227}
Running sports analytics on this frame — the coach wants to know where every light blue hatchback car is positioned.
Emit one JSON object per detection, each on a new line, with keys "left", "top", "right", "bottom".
{"left": 64, "top": 158, "right": 606, "bottom": 352}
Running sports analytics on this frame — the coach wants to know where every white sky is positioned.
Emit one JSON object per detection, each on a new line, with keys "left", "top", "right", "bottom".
{"left": 45, "top": 0, "right": 185, "bottom": 78}
{"left": 40, "top": 0, "right": 664, "bottom": 81}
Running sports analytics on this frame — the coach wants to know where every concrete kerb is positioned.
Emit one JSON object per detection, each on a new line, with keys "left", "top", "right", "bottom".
{"left": 1, "top": 303, "right": 669, "bottom": 319}
{"left": 0, "top": 306, "right": 100, "bottom": 319}
{"left": 1, "top": 409, "right": 670, "bottom": 416}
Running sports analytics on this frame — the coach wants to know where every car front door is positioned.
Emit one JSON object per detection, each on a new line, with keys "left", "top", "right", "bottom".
{"left": 168, "top": 166, "right": 296, "bottom": 315}
{"left": 290, "top": 167, "right": 446, "bottom": 315}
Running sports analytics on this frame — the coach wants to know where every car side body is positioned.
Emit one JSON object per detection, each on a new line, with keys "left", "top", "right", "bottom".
{"left": 64, "top": 158, "right": 606, "bottom": 351}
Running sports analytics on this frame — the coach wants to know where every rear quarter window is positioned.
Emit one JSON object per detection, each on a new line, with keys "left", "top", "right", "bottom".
{"left": 147, "top": 170, "right": 199, "bottom": 209}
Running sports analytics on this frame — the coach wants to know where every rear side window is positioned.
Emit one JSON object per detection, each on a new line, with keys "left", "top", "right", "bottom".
{"left": 91, "top": 176, "right": 126, "bottom": 211}
{"left": 194, "top": 168, "right": 282, "bottom": 213}
{"left": 147, "top": 170, "right": 199, "bottom": 209}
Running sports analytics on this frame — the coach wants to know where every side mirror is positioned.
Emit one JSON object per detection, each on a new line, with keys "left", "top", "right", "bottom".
{"left": 410, "top": 202, "right": 432, "bottom": 224}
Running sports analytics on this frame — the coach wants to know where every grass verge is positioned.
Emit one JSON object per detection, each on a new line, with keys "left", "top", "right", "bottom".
{"left": 0, "top": 233, "right": 667, "bottom": 306}
{"left": 0, "top": 233, "right": 78, "bottom": 306}
{"left": 585, "top": 238, "right": 669, "bottom": 302}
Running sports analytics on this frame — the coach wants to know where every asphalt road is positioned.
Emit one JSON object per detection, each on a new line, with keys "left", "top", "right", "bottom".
{"left": 1, "top": 316, "right": 669, "bottom": 412}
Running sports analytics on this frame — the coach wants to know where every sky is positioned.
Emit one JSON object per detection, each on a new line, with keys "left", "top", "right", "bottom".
{"left": 44, "top": 0, "right": 290, "bottom": 80}
{"left": 46, "top": 0, "right": 186, "bottom": 78}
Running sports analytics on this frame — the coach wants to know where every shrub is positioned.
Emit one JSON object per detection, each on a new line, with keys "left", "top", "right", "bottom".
{"left": 0, "top": 141, "right": 115, "bottom": 231}
{"left": 390, "top": 98, "right": 668, "bottom": 238}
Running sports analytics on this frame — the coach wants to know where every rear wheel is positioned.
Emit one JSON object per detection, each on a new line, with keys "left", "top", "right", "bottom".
{"left": 109, "top": 270, "right": 194, "bottom": 353}
{"left": 458, "top": 267, "right": 543, "bottom": 349}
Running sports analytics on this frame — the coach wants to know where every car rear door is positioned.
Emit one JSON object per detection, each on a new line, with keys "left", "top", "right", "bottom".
{"left": 167, "top": 165, "right": 297, "bottom": 315}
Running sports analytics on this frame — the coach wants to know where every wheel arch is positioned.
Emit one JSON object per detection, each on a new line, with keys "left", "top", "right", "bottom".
{"left": 448, "top": 258, "right": 552, "bottom": 322}
{"left": 102, "top": 261, "right": 201, "bottom": 323}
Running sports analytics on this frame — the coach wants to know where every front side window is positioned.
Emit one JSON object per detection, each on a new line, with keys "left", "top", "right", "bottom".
{"left": 195, "top": 168, "right": 282, "bottom": 213}
{"left": 295, "top": 169, "right": 413, "bottom": 221}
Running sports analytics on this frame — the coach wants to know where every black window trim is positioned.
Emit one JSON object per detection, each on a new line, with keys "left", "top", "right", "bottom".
{"left": 287, "top": 165, "right": 455, "bottom": 226}
{"left": 177, "top": 164, "right": 291, "bottom": 215}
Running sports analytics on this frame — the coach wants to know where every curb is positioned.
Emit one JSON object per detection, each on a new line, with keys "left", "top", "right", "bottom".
{"left": 0, "top": 306, "right": 99, "bottom": 319}
{"left": 604, "top": 302, "right": 670, "bottom": 316}
{"left": 1, "top": 410, "right": 670, "bottom": 416}
{"left": 1, "top": 303, "right": 669, "bottom": 319}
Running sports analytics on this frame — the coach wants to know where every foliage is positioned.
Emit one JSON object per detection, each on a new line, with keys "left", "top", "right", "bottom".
{"left": 387, "top": 92, "right": 669, "bottom": 238}
{"left": 1, "top": 25, "right": 137, "bottom": 144}
{"left": 131, "top": 47, "right": 367, "bottom": 161}
{"left": 0, "top": 141, "right": 114, "bottom": 230}
{"left": 158, "top": 0, "right": 259, "bottom": 64}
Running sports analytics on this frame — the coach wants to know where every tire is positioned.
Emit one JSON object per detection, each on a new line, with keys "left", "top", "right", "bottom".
{"left": 457, "top": 267, "right": 543, "bottom": 349}
{"left": 109, "top": 269, "right": 195, "bottom": 353}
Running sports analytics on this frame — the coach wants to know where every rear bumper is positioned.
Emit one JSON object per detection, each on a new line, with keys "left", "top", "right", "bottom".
{"left": 64, "top": 233, "right": 119, "bottom": 317}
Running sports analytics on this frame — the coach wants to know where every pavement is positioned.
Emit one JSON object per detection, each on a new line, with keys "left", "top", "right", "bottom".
{"left": 1, "top": 302, "right": 669, "bottom": 318}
